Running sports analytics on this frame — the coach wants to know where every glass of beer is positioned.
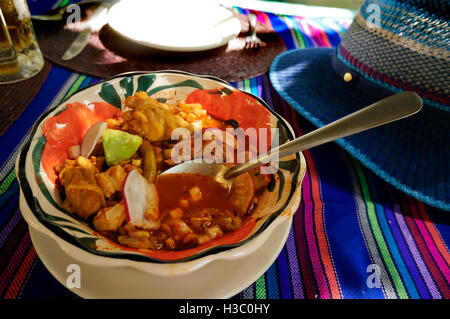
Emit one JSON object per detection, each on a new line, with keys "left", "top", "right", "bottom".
{"left": 0, "top": 0, "right": 44, "bottom": 84}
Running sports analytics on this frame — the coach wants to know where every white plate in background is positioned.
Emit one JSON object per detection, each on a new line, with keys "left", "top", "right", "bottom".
{"left": 107, "top": 0, "right": 242, "bottom": 52}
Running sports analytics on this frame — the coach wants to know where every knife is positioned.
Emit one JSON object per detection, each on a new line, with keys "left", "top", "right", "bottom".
{"left": 61, "top": 3, "right": 110, "bottom": 61}
{"left": 32, "top": 0, "right": 108, "bottom": 21}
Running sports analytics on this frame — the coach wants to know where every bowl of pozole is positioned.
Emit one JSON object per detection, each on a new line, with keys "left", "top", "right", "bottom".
{"left": 16, "top": 71, "right": 306, "bottom": 274}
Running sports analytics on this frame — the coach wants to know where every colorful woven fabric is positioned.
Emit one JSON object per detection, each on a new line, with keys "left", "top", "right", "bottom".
{"left": 0, "top": 1, "right": 448, "bottom": 299}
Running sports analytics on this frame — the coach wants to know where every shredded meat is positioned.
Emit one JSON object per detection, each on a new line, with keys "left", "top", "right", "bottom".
{"left": 93, "top": 202, "right": 126, "bottom": 232}
{"left": 122, "top": 92, "right": 193, "bottom": 141}
{"left": 95, "top": 165, "right": 127, "bottom": 198}
{"left": 60, "top": 156, "right": 105, "bottom": 219}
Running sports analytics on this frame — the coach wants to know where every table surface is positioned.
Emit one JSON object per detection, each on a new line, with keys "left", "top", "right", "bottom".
{"left": 0, "top": 0, "right": 448, "bottom": 299}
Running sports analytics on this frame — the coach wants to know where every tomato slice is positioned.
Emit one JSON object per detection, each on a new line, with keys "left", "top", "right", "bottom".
{"left": 41, "top": 102, "right": 120, "bottom": 184}
{"left": 186, "top": 89, "right": 272, "bottom": 151}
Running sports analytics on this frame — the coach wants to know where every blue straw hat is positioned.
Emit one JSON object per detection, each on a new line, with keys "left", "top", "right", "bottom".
{"left": 269, "top": 0, "right": 449, "bottom": 210}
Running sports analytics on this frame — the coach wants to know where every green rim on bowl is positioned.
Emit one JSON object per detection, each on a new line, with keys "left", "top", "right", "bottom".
{"left": 16, "top": 71, "right": 302, "bottom": 263}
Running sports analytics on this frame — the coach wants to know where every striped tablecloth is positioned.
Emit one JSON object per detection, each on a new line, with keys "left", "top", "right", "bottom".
{"left": 0, "top": 0, "right": 448, "bottom": 299}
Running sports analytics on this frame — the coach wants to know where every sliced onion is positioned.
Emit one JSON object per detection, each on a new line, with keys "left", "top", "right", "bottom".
{"left": 81, "top": 121, "right": 107, "bottom": 157}
{"left": 122, "top": 169, "right": 160, "bottom": 230}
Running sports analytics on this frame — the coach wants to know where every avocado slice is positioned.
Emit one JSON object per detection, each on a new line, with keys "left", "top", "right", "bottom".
{"left": 102, "top": 129, "right": 143, "bottom": 166}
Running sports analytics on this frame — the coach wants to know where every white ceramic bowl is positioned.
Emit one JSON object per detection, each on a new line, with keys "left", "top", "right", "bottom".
{"left": 16, "top": 71, "right": 306, "bottom": 276}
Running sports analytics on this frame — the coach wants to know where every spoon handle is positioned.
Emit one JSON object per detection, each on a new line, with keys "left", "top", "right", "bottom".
{"left": 224, "top": 91, "right": 422, "bottom": 179}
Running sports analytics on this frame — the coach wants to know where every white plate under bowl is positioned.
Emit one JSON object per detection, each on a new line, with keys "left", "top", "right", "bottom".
{"left": 25, "top": 198, "right": 292, "bottom": 299}
{"left": 107, "top": 0, "right": 242, "bottom": 52}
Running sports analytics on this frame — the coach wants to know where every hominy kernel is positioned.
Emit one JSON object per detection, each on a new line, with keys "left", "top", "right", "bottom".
{"left": 188, "top": 186, "right": 202, "bottom": 202}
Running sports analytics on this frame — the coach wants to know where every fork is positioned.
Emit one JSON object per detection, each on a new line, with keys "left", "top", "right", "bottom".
{"left": 245, "top": 13, "right": 264, "bottom": 49}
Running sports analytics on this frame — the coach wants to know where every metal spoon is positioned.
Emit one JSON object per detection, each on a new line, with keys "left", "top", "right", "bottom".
{"left": 162, "top": 91, "right": 423, "bottom": 190}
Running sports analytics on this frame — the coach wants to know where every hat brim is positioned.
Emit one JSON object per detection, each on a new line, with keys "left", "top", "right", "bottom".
{"left": 270, "top": 48, "right": 449, "bottom": 211}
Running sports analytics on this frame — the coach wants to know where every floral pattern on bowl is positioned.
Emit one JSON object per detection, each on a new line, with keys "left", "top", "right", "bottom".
{"left": 16, "top": 71, "right": 306, "bottom": 264}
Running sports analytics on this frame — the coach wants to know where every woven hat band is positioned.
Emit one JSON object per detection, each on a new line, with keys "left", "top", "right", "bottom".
{"left": 336, "top": 0, "right": 449, "bottom": 110}
{"left": 359, "top": 1, "right": 449, "bottom": 50}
